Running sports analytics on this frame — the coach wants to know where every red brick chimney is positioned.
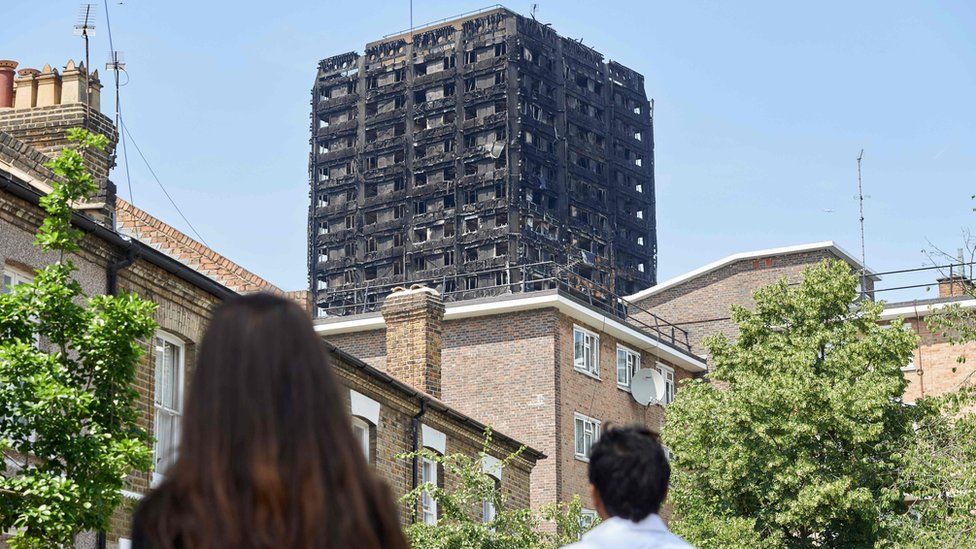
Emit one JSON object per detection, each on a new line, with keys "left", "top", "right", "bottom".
{"left": 381, "top": 285, "right": 445, "bottom": 398}
{"left": 0, "top": 60, "right": 17, "bottom": 108}
{"left": 937, "top": 276, "right": 973, "bottom": 298}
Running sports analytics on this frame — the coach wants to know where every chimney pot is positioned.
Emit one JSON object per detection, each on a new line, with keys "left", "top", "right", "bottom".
{"left": 13, "top": 68, "right": 39, "bottom": 109}
{"left": 0, "top": 60, "right": 17, "bottom": 109}
{"left": 35, "top": 64, "right": 61, "bottom": 107}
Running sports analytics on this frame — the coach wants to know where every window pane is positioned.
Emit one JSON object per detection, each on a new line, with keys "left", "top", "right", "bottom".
{"left": 167, "top": 343, "right": 181, "bottom": 408}
{"left": 574, "top": 330, "right": 584, "bottom": 364}
{"left": 154, "top": 340, "right": 165, "bottom": 405}
{"left": 575, "top": 418, "right": 584, "bottom": 455}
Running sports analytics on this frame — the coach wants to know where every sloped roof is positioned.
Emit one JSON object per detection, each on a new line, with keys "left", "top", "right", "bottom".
{"left": 114, "top": 198, "right": 282, "bottom": 295}
{"left": 626, "top": 241, "right": 878, "bottom": 302}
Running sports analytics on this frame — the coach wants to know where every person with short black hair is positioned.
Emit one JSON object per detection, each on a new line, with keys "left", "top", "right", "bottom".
{"left": 564, "top": 425, "right": 692, "bottom": 548}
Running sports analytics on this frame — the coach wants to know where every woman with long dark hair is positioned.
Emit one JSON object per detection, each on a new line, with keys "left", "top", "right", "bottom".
{"left": 132, "top": 293, "right": 407, "bottom": 548}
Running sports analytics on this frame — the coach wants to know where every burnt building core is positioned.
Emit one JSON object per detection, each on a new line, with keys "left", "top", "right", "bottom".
{"left": 309, "top": 6, "right": 656, "bottom": 317}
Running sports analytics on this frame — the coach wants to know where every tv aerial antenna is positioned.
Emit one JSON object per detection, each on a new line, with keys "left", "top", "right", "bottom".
{"left": 74, "top": 4, "right": 97, "bottom": 113}
{"left": 105, "top": 50, "right": 126, "bottom": 127}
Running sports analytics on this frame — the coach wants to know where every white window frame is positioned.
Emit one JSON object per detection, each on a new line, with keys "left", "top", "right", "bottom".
{"left": 574, "top": 412, "right": 601, "bottom": 462}
{"left": 2, "top": 265, "right": 40, "bottom": 348}
{"left": 1, "top": 265, "right": 33, "bottom": 294}
{"left": 902, "top": 352, "right": 918, "bottom": 372}
{"left": 351, "top": 416, "right": 371, "bottom": 463}
{"left": 616, "top": 345, "right": 640, "bottom": 390}
{"left": 573, "top": 325, "right": 600, "bottom": 379}
{"left": 152, "top": 332, "right": 185, "bottom": 486}
{"left": 656, "top": 363, "right": 675, "bottom": 405}
{"left": 421, "top": 456, "right": 439, "bottom": 524}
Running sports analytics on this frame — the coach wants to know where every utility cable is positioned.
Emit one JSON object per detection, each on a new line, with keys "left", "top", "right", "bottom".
{"left": 120, "top": 120, "right": 212, "bottom": 248}
{"left": 103, "top": 0, "right": 135, "bottom": 204}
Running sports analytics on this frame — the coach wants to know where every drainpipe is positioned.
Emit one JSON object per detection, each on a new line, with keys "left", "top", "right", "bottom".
{"left": 106, "top": 246, "right": 136, "bottom": 295}
{"left": 410, "top": 397, "right": 429, "bottom": 523}
{"left": 98, "top": 245, "right": 136, "bottom": 549}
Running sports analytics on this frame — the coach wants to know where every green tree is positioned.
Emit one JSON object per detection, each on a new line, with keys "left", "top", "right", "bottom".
{"left": 0, "top": 129, "right": 156, "bottom": 547}
{"left": 885, "top": 387, "right": 976, "bottom": 547}
{"left": 663, "top": 259, "right": 918, "bottom": 548}
{"left": 400, "top": 429, "right": 595, "bottom": 548}
{"left": 881, "top": 273, "right": 976, "bottom": 547}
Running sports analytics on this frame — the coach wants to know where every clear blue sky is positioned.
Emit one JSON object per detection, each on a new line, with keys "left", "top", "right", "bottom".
{"left": 5, "top": 1, "right": 975, "bottom": 301}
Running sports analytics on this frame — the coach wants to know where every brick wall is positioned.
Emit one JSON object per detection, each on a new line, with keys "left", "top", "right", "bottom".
{"left": 441, "top": 309, "right": 561, "bottom": 512}
{"left": 630, "top": 250, "right": 867, "bottom": 354}
{"left": 327, "top": 327, "right": 388, "bottom": 368}
{"left": 886, "top": 316, "right": 976, "bottom": 402}
{"left": 333, "top": 356, "right": 535, "bottom": 526}
{"left": 322, "top": 304, "right": 697, "bottom": 517}
{"left": 0, "top": 104, "right": 118, "bottom": 219}
{"left": 554, "top": 313, "right": 689, "bottom": 513}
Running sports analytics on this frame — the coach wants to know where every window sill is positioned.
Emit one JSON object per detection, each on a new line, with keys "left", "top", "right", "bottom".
{"left": 574, "top": 454, "right": 590, "bottom": 463}
{"left": 617, "top": 383, "right": 631, "bottom": 392}
{"left": 573, "top": 367, "right": 601, "bottom": 381}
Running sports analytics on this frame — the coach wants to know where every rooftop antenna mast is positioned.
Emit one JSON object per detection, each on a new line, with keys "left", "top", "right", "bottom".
{"left": 856, "top": 149, "right": 867, "bottom": 296}
{"left": 102, "top": 0, "right": 124, "bottom": 128}
{"left": 410, "top": 0, "right": 414, "bottom": 40}
{"left": 102, "top": 0, "right": 134, "bottom": 204}
{"left": 74, "top": 3, "right": 97, "bottom": 116}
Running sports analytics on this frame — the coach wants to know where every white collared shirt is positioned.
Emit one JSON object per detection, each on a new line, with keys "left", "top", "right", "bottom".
{"left": 563, "top": 513, "right": 693, "bottom": 549}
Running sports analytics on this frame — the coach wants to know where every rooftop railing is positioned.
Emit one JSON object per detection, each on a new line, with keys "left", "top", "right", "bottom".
{"left": 316, "top": 260, "right": 692, "bottom": 352}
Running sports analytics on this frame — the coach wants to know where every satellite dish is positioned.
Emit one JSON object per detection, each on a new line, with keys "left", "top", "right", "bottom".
{"left": 631, "top": 368, "right": 665, "bottom": 406}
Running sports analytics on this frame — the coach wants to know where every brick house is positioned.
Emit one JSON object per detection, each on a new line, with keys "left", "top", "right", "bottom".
{"left": 1, "top": 58, "right": 540, "bottom": 546}
{"left": 317, "top": 287, "right": 707, "bottom": 522}
{"left": 624, "top": 241, "right": 973, "bottom": 402}
{"left": 624, "top": 241, "right": 877, "bottom": 355}
{"left": 880, "top": 276, "right": 976, "bottom": 402}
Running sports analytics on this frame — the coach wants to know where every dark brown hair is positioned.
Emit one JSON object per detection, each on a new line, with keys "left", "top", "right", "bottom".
{"left": 135, "top": 293, "right": 406, "bottom": 548}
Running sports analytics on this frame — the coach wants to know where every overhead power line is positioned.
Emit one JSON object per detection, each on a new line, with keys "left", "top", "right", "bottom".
{"left": 120, "top": 120, "right": 211, "bottom": 248}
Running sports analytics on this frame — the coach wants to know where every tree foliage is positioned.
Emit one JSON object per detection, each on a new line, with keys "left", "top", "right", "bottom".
{"left": 400, "top": 429, "right": 595, "bottom": 548}
{"left": 663, "top": 260, "right": 919, "bottom": 548}
{"left": 0, "top": 129, "right": 156, "bottom": 547}
{"left": 885, "top": 387, "right": 976, "bottom": 547}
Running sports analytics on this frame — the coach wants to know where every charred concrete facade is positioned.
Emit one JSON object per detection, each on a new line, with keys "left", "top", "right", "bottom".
{"left": 310, "top": 7, "right": 656, "bottom": 317}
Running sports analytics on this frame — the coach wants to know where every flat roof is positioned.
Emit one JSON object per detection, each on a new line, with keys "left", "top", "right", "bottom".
{"left": 625, "top": 241, "right": 878, "bottom": 302}
{"left": 315, "top": 289, "right": 707, "bottom": 372}
{"left": 881, "top": 295, "right": 976, "bottom": 321}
